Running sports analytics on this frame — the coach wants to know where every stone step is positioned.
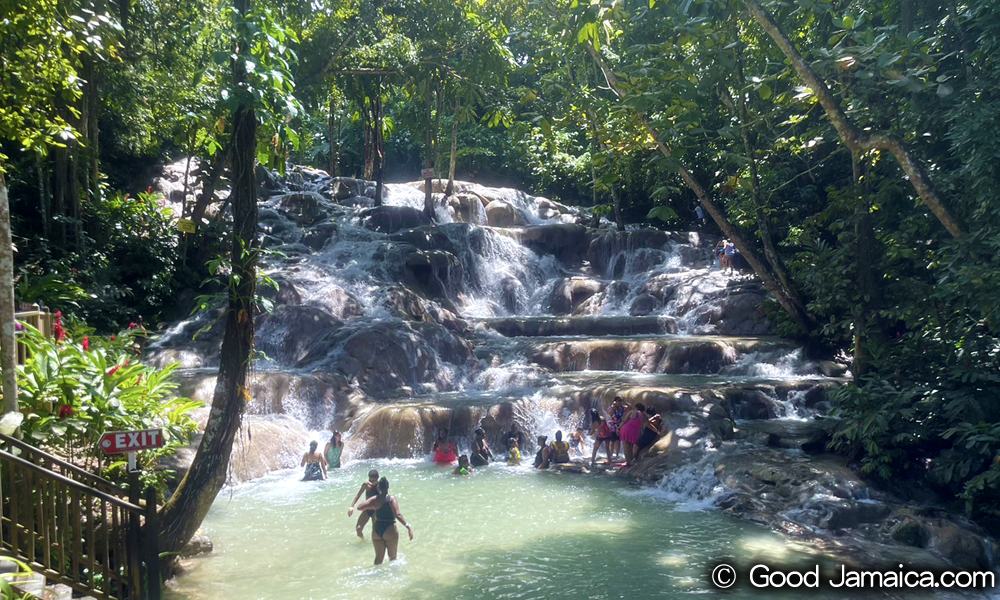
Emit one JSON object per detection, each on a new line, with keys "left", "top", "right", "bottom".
{"left": 528, "top": 336, "right": 793, "bottom": 373}
{"left": 476, "top": 315, "right": 679, "bottom": 337}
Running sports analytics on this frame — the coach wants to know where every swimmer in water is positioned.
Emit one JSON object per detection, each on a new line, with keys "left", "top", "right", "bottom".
{"left": 454, "top": 454, "right": 473, "bottom": 476}
{"left": 324, "top": 430, "right": 344, "bottom": 469}
{"left": 300, "top": 441, "right": 327, "bottom": 481}
{"left": 347, "top": 469, "right": 380, "bottom": 539}
{"left": 353, "top": 477, "right": 414, "bottom": 565}
{"left": 470, "top": 427, "right": 493, "bottom": 467}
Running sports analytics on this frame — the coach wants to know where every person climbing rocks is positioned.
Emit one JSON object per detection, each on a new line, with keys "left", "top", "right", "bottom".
{"left": 300, "top": 440, "right": 328, "bottom": 481}
{"left": 348, "top": 469, "right": 380, "bottom": 539}
{"left": 454, "top": 454, "right": 473, "bottom": 476}
{"left": 324, "top": 430, "right": 344, "bottom": 470}
{"left": 715, "top": 239, "right": 726, "bottom": 270}
{"left": 569, "top": 427, "right": 586, "bottom": 458}
{"left": 634, "top": 406, "right": 663, "bottom": 462}
{"left": 433, "top": 428, "right": 458, "bottom": 465}
{"left": 619, "top": 403, "right": 647, "bottom": 467}
{"left": 724, "top": 240, "right": 736, "bottom": 274}
{"left": 353, "top": 477, "right": 414, "bottom": 565}
{"left": 470, "top": 427, "right": 493, "bottom": 467}
{"left": 507, "top": 438, "right": 522, "bottom": 466}
{"left": 590, "top": 409, "right": 613, "bottom": 467}
{"left": 533, "top": 435, "right": 548, "bottom": 468}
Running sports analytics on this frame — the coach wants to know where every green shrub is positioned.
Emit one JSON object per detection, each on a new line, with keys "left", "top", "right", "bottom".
{"left": 16, "top": 322, "right": 203, "bottom": 491}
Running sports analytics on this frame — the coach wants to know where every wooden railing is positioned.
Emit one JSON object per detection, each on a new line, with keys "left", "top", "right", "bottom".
{"left": 14, "top": 303, "right": 56, "bottom": 365}
{"left": 0, "top": 433, "right": 161, "bottom": 599}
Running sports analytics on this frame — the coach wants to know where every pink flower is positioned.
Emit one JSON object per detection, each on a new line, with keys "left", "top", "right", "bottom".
{"left": 58, "top": 404, "right": 74, "bottom": 419}
{"left": 107, "top": 365, "right": 120, "bottom": 376}
{"left": 129, "top": 322, "right": 137, "bottom": 330}
{"left": 81, "top": 336, "right": 89, "bottom": 351}
{"left": 110, "top": 335, "right": 115, "bottom": 341}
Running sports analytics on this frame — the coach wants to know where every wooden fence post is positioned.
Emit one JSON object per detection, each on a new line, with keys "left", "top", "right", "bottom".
{"left": 144, "top": 486, "right": 161, "bottom": 600}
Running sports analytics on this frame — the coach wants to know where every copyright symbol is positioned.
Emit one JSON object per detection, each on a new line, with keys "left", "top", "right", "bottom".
{"left": 712, "top": 563, "right": 736, "bottom": 589}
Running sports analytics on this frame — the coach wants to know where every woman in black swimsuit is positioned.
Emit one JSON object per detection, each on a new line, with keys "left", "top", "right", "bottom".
{"left": 354, "top": 477, "right": 414, "bottom": 565}
{"left": 348, "top": 469, "right": 379, "bottom": 539}
{"left": 300, "top": 441, "right": 327, "bottom": 481}
{"left": 470, "top": 427, "right": 493, "bottom": 467}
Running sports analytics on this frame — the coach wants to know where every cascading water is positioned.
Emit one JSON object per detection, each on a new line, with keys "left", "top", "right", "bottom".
{"left": 158, "top": 168, "right": 884, "bottom": 598}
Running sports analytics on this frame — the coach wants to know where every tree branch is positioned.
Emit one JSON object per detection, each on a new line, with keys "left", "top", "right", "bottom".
{"left": 743, "top": 0, "right": 964, "bottom": 238}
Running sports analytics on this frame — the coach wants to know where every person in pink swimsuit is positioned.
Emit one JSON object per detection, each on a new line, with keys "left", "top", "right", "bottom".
{"left": 433, "top": 428, "right": 457, "bottom": 464}
{"left": 618, "top": 403, "right": 647, "bottom": 467}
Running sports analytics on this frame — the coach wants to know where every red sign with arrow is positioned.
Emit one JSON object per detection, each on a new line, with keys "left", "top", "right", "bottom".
{"left": 99, "top": 429, "right": 164, "bottom": 455}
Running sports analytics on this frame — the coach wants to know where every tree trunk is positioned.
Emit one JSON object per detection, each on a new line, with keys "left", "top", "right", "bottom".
{"left": 0, "top": 171, "right": 17, "bottom": 419}
{"left": 373, "top": 79, "right": 384, "bottom": 207}
{"left": 157, "top": 0, "right": 258, "bottom": 568}
{"left": 362, "top": 99, "right": 374, "bottom": 181}
{"left": 852, "top": 153, "right": 879, "bottom": 380}
{"left": 54, "top": 146, "right": 67, "bottom": 246}
{"left": 611, "top": 184, "right": 624, "bottom": 231}
{"left": 728, "top": 51, "right": 809, "bottom": 316}
{"left": 445, "top": 97, "right": 459, "bottom": 197}
{"left": 587, "top": 43, "right": 817, "bottom": 335}
{"left": 36, "top": 154, "right": 49, "bottom": 242}
{"left": 328, "top": 94, "right": 340, "bottom": 177}
{"left": 69, "top": 136, "right": 82, "bottom": 252}
{"left": 743, "top": 0, "right": 964, "bottom": 238}
{"left": 434, "top": 85, "right": 443, "bottom": 176}
{"left": 423, "top": 79, "right": 434, "bottom": 221}
{"left": 88, "top": 57, "right": 100, "bottom": 205}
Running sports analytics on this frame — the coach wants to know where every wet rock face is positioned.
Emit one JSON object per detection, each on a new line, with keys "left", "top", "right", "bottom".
{"left": 484, "top": 199, "right": 526, "bottom": 227}
{"left": 507, "top": 224, "right": 589, "bottom": 264}
{"left": 587, "top": 229, "right": 698, "bottom": 276}
{"left": 276, "top": 192, "right": 331, "bottom": 226}
{"left": 403, "top": 249, "right": 465, "bottom": 307}
{"left": 256, "top": 305, "right": 345, "bottom": 366}
{"left": 360, "top": 205, "right": 431, "bottom": 233}
{"left": 446, "top": 193, "right": 488, "bottom": 224}
{"left": 549, "top": 277, "right": 605, "bottom": 315}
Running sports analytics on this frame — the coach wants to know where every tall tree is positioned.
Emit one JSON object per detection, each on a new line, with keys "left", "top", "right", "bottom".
{"left": 157, "top": 0, "right": 300, "bottom": 564}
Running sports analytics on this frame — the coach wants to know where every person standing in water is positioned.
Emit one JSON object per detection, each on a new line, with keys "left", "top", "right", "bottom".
{"left": 353, "top": 477, "right": 414, "bottom": 565}
{"left": 634, "top": 406, "right": 663, "bottom": 461}
{"left": 348, "top": 469, "right": 380, "bottom": 539}
{"left": 533, "top": 435, "right": 548, "bottom": 468}
{"left": 324, "top": 430, "right": 344, "bottom": 470}
{"left": 300, "top": 441, "right": 327, "bottom": 481}
{"left": 433, "top": 428, "right": 458, "bottom": 465}
{"left": 507, "top": 438, "right": 522, "bottom": 466}
{"left": 569, "top": 427, "right": 586, "bottom": 457}
{"left": 505, "top": 424, "right": 525, "bottom": 458}
{"left": 470, "top": 427, "right": 493, "bottom": 467}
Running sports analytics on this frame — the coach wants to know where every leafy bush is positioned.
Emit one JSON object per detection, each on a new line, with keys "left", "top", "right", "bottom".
{"left": 16, "top": 322, "right": 203, "bottom": 491}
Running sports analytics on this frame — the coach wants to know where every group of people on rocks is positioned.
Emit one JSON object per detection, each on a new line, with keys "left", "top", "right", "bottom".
{"left": 298, "top": 396, "right": 665, "bottom": 565}
{"left": 715, "top": 238, "right": 740, "bottom": 274}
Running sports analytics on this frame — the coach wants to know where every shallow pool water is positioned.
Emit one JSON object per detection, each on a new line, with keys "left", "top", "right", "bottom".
{"left": 166, "top": 459, "right": 858, "bottom": 600}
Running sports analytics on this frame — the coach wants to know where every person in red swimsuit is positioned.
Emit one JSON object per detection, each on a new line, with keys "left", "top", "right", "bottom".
{"left": 619, "top": 403, "right": 647, "bottom": 467}
{"left": 432, "top": 428, "right": 457, "bottom": 464}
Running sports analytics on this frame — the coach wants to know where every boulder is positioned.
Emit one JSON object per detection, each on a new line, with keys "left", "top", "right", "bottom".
{"left": 340, "top": 195, "right": 374, "bottom": 208}
{"left": 724, "top": 389, "right": 778, "bottom": 420}
{"left": 330, "top": 177, "right": 367, "bottom": 200}
{"left": 818, "top": 360, "right": 850, "bottom": 378}
{"left": 485, "top": 199, "right": 526, "bottom": 227}
{"left": 360, "top": 205, "right": 431, "bottom": 233}
{"left": 403, "top": 249, "right": 465, "bottom": 306}
{"left": 507, "top": 224, "right": 589, "bottom": 263}
{"left": 276, "top": 192, "right": 329, "bottom": 226}
{"left": 447, "top": 193, "right": 488, "bottom": 225}
{"left": 311, "top": 285, "right": 364, "bottom": 320}
{"left": 255, "top": 304, "right": 344, "bottom": 366}
{"left": 301, "top": 222, "right": 337, "bottom": 250}
{"left": 925, "top": 520, "right": 993, "bottom": 569}
{"left": 630, "top": 293, "right": 660, "bottom": 316}
{"left": 549, "top": 277, "right": 605, "bottom": 315}
{"left": 181, "top": 530, "right": 214, "bottom": 558}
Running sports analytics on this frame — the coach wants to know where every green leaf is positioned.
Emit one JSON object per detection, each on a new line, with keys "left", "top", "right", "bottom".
{"left": 759, "top": 83, "right": 772, "bottom": 100}
{"left": 843, "top": 14, "right": 855, "bottom": 29}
